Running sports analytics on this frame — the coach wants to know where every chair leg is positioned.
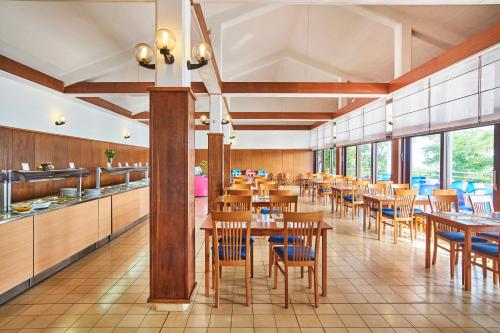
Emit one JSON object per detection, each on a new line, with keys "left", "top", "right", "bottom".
{"left": 432, "top": 235, "right": 438, "bottom": 265}
{"left": 409, "top": 221, "right": 414, "bottom": 243}
{"left": 493, "top": 261, "right": 498, "bottom": 285}
{"left": 449, "top": 244, "right": 455, "bottom": 279}
{"left": 393, "top": 221, "right": 398, "bottom": 244}
{"left": 245, "top": 260, "right": 251, "bottom": 306}
{"left": 273, "top": 256, "right": 278, "bottom": 289}
{"left": 482, "top": 257, "right": 488, "bottom": 279}
{"left": 301, "top": 267, "right": 304, "bottom": 279}
{"left": 214, "top": 263, "right": 220, "bottom": 308}
{"left": 308, "top": 267, "right": 312, "bottom": 289}
{"left": 268, "top": 244, "right": 274, "bottom": 278}
{"left": 251, "top": 245, "right": 254, "bottom": 278}
{"left": 314, "top": 265, "right": 319, "bottom": 308}
{"left": 284, "top": 266, "right": 289, "bottom": 309}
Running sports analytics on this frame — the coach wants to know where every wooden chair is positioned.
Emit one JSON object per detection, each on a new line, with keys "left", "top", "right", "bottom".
{"left": 380, "top": 189, "right": 417, "bottom": 244}
{"left": 469, "top": 195, "right": 498, "bottom": 242}
{"left": 234, "top": 179, "right": 252, "bottom": 185}
{"left": 259, "top": 182, "right": 279, "bottom": 196}
{"left": 317, "top": 183, "right": 332, "bottom": 204}
{"left": 471, "top": 235, "right": 499, "bottom": 285}
{"left": 433, "top": 189, "right": 457, "bottom": 195}
{"left": 220, "top": 195, "right": 252, "bottom": 212}
{"left": 233, "top": 183, "right": 252, "bottom": 190}
{"left": 273, "top": 211, "right": 323, "bottom": 308}
{"left": 366, "top": 183, "right": 387, "bottom": 230}
{"left": 389, "top": 183, "right": 410, "bottom": 195}
{"left": 270, "top": 189, "right": 296, "bottom": 196}
{"left": 343, "top": 181, "right": 368, "bottom": 219}
{"left": 226, "top": 189, "right": 254, "bottom": 196}
{"left": 267, "top": 195, "right": 299, "bottom": 277}
{"left": 430, "top": 195, "right": 489, "bottom": 280}
{"left": 211, "top": 211, "right": 252, "bottom": 307}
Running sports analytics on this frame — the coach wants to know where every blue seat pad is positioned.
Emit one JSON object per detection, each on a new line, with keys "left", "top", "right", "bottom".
{"left": 343, "top": 195, "right": 353, "bottom": 202}
{"left": 213, "top": 246, "right": 247, "bottom": 260}
{"left": 477, "top": 232, "right": 500, "bottom": 239}
{"left": 268, "top": 235, "right": 303, "bottom": 243}
{"left": 472, "top": 243, "right": 499, "bottom": 257}
{"left": 437, "top": 231, "right": 489, "bottom": 243}
{"left": 382, "top": 207, "right": 423, "bottom": 218}
{"left": 219, "top": 236, "right": 254, "bottom": 244}
{"left": 273, "top": 246, "right": 315, "bottom": 261}
{"left": 261, "top": 208, "right": 271, "bottom": 214}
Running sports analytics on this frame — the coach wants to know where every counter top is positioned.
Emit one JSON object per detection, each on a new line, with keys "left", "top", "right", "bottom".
{"left": 0, "top": 180, "right": 149, "bottom": 225}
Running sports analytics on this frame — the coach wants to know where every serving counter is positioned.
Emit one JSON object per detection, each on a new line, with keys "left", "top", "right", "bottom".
{"left": 0, "top": 180, "right": 150, "bottom": 303}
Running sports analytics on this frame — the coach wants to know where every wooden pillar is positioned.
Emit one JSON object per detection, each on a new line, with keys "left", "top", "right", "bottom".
{"left": 208, "top": 133, "right": 224, "bottom": 212}
{"left": 148, "top": 87, "right": 196, "bottom": 309}
{"left": 224, "top": 144, "right": 231, "bottom": 187}
{"left": 391, "top": 138, "right": 402, "bottom": 183}
{"left": 336, "top": 147, "right": 342, "bottom": 175}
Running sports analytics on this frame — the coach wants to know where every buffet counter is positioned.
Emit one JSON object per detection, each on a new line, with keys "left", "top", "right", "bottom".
{"left": 0, "top": 180, "right": 150, "bottom": 303}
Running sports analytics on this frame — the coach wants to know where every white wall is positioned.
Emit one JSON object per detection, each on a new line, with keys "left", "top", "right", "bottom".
{"left": 0, "top": 73, "right": 149, "bottom": 147}
{"left": 195, "top": 130, "right": 311, "bottom": 149}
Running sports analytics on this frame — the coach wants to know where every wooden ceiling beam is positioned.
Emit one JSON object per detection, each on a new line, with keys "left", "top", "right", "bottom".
{"left": 195, "top": 124, "right": 311, "bottom": 131}
{"left": 221, "top": 82, "right": 389, "bottom": 95}
{"left": 64, "top": 81, "right": 207, "bottom": 94}
{"left": 132, "top": 111, "right": 333, "bottom": 120}
{"left": 0, "top": 54, "right": 64, "bottom": 92}
{"left": 77, "top": 97, "right": 133, "bottom": 118}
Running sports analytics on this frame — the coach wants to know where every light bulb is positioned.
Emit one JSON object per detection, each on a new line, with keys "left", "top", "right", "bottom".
{"left": 134, "top": 43, "right": 154, "bottom": 64}
{"left": 156, "top": 29, "right": 176, "bottom": 51}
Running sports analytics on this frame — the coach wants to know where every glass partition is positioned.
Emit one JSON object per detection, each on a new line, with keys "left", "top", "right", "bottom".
{"left": 359, "top": 144, "right": 372, "bottom": 179}
{"left": 410, "top": 134, "right": 441, "bottom": 194}
{"left": 346, "top": 146, "right": 357, "bottom": 177}
{"left": 315, "top": 150, "right": 323, "bottom": 173}
{"left": 376, "top": 141, "right": 392, "bottom": 181}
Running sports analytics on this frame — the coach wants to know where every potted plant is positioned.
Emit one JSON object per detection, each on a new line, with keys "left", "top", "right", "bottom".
{"left": 105, "top": 149, "right": 117, "bottom": 165}
{"left": 199, "top": 160, "right": 208, "bottom": 176}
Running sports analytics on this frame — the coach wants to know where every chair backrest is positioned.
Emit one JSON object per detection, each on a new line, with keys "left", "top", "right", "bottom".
{"left": 220, "top": 195, "right": 252, "bottom": 212}
{"left": 269, "top": 195, "right": 298, "bottom": 213}
{"left": 350, "top": 180, "right": 368, "bottom": 199}
{"left": 211, "top": 211, "right": 252, "bottom": 262}
{"left": 283, "top": 211, "right": 323, "bottom": 263}
{"left": 232, "top": 183, "right": 252, "bottom": 190}
{"left": 433, "top": 189, "right": 457, "bottom": 195}
{"left": 394, "top": 189, "right": 417, "bottom": 219}
{"left": 428, "top": 195, "right": 459, "bottom": 213}
{"left": 259, "top": 182, "right": 279, "bottom": 196}
{"left": 269, "top": 189, "right": 295, "bottom": 196}
{"left": 469, "top": 195, "right": 494, "bottom": 214}
{"left": 367, "top": 183, "right": 387, "bottom": 195}
{"left": 227, "top": 189, "right": 254, "bottom": 196}
{"left": 234, "top": 175, "right": 246, "bottom": 180}
{"left": 390, "top": 183, "right": 410, "bottom": 194}
{"left": 234, "top": 179, "right": 251, "bottom": 184}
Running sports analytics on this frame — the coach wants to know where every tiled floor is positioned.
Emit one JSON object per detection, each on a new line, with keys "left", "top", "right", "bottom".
{"left": 1, "top": 193, "right": 500, "bottom": 333}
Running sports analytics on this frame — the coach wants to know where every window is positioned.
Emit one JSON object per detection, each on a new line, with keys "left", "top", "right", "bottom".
{"left": 332, "top": 148, "right": 337, "bottom": 175}
{"left": 410, "top": 134, "right": 441, "bottom": 194}
{"left": 315, "top": 150, "right": 323, "bottom": 173}
{"left": 376, "top": 141, "right": 392, "bottom": 181}
{"left": 346, "top": 146, "right": 357, "bottom": 177}
{"left": 324, "top": 148, "right": 332, "bottom": 173}
{"left": 447, "top": 126, "right": 494, "bottom": 197}
{"left": 358, "top": 144, "right": 372, "bottom": 179}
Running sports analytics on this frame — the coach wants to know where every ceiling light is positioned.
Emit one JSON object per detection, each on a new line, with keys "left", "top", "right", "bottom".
{"left": 187, "top": 42, "right": 212, "bottom": 70}
{"left": 134, "top": 29, "right": 176, "bottom": 69}
{"left": 124, "top": 132, "right": 131, "bottom": 139}
{"left": 134, "top": 43, "right": 155, "bottom": 69}
{"left": 199, "top": 113, "right": 231, "bottom": 126}
{"left": 55, "top": 115, "right": 66, "bottom": 126}
{"left": 200, "top": 115, "right": 210, "bottom": 125}
{"left": 221, "top": 114, "right": 232, "bottom": 125}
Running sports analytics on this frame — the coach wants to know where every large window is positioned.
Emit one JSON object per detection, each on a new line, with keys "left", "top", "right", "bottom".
{"left": 359, "top": 144, "right": 372, "bottom": 179}
{"left": 447, "top": 126, "right": 494, "bottom": 196}
{"left": 346, "top": 146, "right": 357, "bottom": 177}
{"left": 315, "top": 150, "right": 323, "bottom": 173}
{"left": 410, "top": 134, "right": 441, "bottom": 194}
{"left": 324, "top": 148, "right": 332, "bottom": 173}
{"left": 376, "top": 141, "right": 392, "bottom": 181}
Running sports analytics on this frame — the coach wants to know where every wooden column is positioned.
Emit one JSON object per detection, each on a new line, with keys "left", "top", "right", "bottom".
{"left": 223, "top": 144, "right": 231, "bottom": 187}
{"left": 336, "top": 147, "right": 342, "bottom": 175}
{"left": 391, "top": 138, "right": 402, "bottom": 183}
{"left": 208, "top": 133, "right": 224, "bottom": 213}
{"left": 148, "top": 87, "right": 196, "bottom": 307}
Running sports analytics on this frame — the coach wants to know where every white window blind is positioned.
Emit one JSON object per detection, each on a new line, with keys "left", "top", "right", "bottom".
{"left": 317, "top": 125, "right": 324, "bottom": 148}
{"left": 323, "top": 122, "right": 333, "bottom": 147}
{"left": 363, "top": 99, "right": 386, "bottom": 142}
{"left": 310, "top": 128, "right": 317, "bottom": 149}
{"left": 335, "top": 115, "right": 349, "bottom": 147}
{"left": 392, "top": 78, "right": 429, "bottom": 137}
{"left": 480, "top": 46, "right": 500, "bottom": 123}
{"left": 348, "top": 109, "right": 363, "bottom": 144}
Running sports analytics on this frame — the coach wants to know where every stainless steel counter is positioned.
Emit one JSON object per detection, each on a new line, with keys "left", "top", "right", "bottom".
{"left": 0, "top": 180, "right": 150, "bottom": 225}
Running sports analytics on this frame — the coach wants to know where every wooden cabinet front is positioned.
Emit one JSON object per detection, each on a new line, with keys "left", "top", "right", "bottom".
{"left": 112, "top": 189, "right": 140, "bottom": 233}
{"left": 34, "top": 200, "right": 99, "bottom": 275}
{"left": 98, "top": 197, "right": 112, "bottom": 240}
{"left": 139, "top": 186, "right": 150, "bottom": 218}
{"left": 0, "top": 217, "right": 34, "bottom": 294}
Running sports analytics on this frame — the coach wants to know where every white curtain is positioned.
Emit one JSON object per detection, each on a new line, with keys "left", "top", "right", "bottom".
{"left": 363, "top": 99, "right": 386, "bottom": 142}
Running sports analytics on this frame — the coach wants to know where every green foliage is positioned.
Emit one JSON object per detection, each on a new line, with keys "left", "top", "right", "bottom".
{"left": 105, "top": 149, "right": 117, "bottom": 159}
{"left": 359, "top": 144, "right": 372, "bottom": 178}
{"left": 346, "top": 146, "right": 356, "bottom": 177}
{"left": 199, "top": 160, "right": 208, "bottom": 176}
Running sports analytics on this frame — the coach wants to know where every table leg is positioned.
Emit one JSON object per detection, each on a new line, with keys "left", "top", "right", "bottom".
{"left": 321, "top": 229, "right": 328, "bottom": 297}
{"left": 464, "top": 229, "right": 472, "bottom": 291}
{"left": 205, "top": 230, "right": 210, "bottom": 297}
{"left": 312, "top": 185, "right": 316, "bottom": 202}
{"left": 340, "top": 194, "right": 344, "bottom": 218}
{"left": 377, "top": 203, "right": 382, "bottom": 240}
{"left": 425, "top": 217, "right": 432, "bottom": 268}
{"left": 331, "top": 192, "right": 335, "bottom": 214}
{"left": 362, "top": 202, "right": 367, "bottom": 232}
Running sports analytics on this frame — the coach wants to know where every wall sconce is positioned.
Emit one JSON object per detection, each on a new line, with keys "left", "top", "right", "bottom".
{"left": 187, "top": 42, "right": 212, "bottom": 70}
{"left": 199, "top": 114, "right": 232, "bottom": 126}
{"left": 134, "top": 28, "right": 176, "bottom": 69}
{"left": 230, "top": 132, "right": 236, "bottom": 140}
{"left": 55, "top": 115, "right": 66, "bottom": 126}
{"left": 124, "top": 132, "right": 131, "bottom": 139}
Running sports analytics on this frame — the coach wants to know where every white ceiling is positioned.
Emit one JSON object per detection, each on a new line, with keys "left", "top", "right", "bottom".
{"left": 0, "top": 1, "right": 499, "bottom": 126}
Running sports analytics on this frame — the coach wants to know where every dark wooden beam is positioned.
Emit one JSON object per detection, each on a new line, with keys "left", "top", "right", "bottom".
{"left": 132, "top": 112, "right": 150, "bottom": 120}
{"left": 77, "top": 97, "right": 132, "bottom": 118}
{"left": 0, "top": 54, "right": 64, "bottom": 92}
{"left": 65, "top": 81, "right": 207, "bottom": 94}
{"left": 221, "top": 82, "right": 389, "bottom": 95}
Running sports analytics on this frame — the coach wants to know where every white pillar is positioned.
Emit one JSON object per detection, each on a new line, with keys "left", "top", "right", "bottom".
{"left": 223, "top": 123, "right": 232, "bottom": 145}
{"left": 155, "top": 0, "right": 191, "bottom": 86}
{"left": 394, "top": 23, "right": 412, "bottom": 78}
{"left": 337, "top": 78, "right": 348, "bottom": 109}
{"left": 211, "top": 24, "right": 223, "bottom": 75}
{"left": 209, "top": 94, "right": 223, "bottom": 133}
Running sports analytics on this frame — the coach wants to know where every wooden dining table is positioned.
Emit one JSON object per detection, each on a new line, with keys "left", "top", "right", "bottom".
{"left": 362, "top": 194, "right": 430, "bottom": 238}
{"left": 330, "top": 185, "right": 352, "bottom": 217}
{"left": 200, "top": 214, "right": 333, "bottom": 297}
{"left": 311, "top": 180, "right": 333, "bottom": 202}
{"left": 425, "top": 211, "right": 500, "bottom": 291}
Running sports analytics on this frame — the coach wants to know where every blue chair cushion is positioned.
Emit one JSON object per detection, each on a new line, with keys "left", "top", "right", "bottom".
{"left": 268, "top": 235, "right": 302, "bottom": 243}
{"left": 274, "top": 246, "right": 315, "bottom": 261}
{"left": 437, "top": 231, "right": 489, "bottom": 243}
{"left": 472, "top": 243, "right": 499, "bottom": 257}
{"left": 261, "top": 208, "right": 271, "bottom": 214}
{"left": 382, "top": 208, "right": 424, "bottom": 218}
{"left": 343, "top": 195, "right": 353, "bottom": 202}
{"left": 477, "top": 232, "right": 500, "bottom": 239}
{"left": 219, "top": 236, "right": 254, "bottom": 244}
{"left": 213, "top": 246, "right": 247, "bottom": 260}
